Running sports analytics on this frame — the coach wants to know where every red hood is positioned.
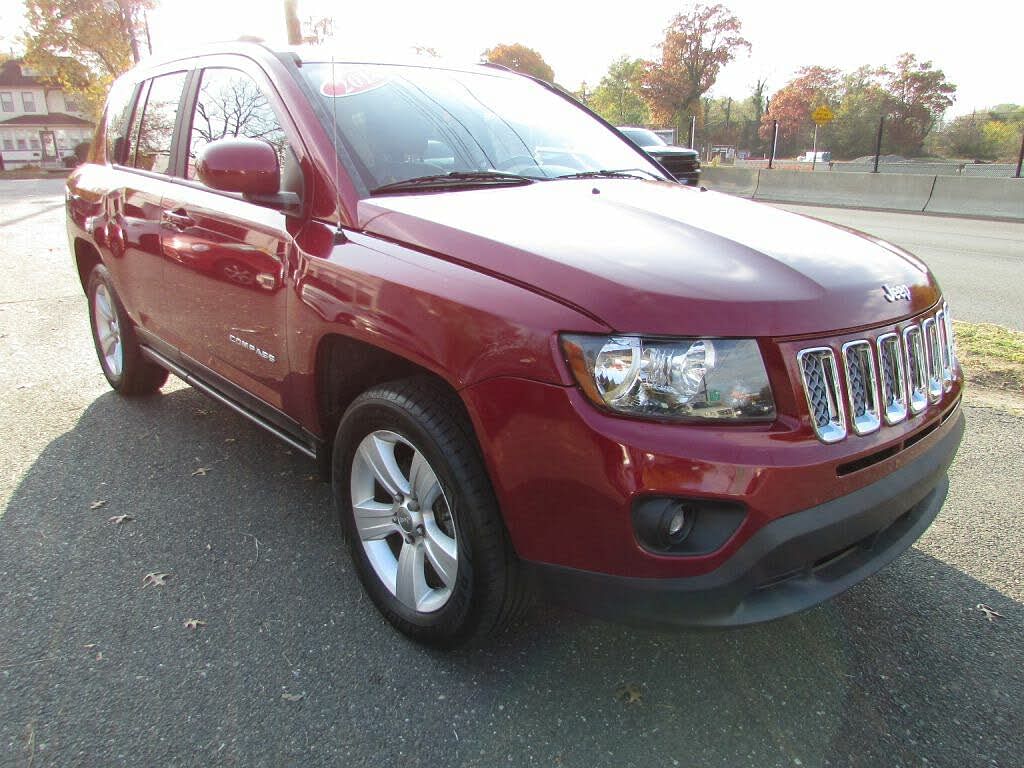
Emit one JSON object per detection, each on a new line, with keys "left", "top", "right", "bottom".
{"left": 357, "top": 180, "right": 940, "bottom": 337}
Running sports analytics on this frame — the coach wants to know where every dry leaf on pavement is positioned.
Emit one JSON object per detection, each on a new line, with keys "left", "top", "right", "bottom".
{"left": 183, "top": 618, "right": 207, "bottom": 630}
{"left": 191, "top": 467, "right": 210, "bottom": 477}
{"left": 977, "top": 603, "right": 1004, "bottom": 622}
{"left": 281, "top": 692, "right": 305, "bottom": 702}
{"left": 142, "top": 572, "right": 170, "bottom": 588}
{"left": 90, "top": 500, "right": 107, "bottom": 510}
{"left": 107, "top": 515, "right": 134, "bottom": 525}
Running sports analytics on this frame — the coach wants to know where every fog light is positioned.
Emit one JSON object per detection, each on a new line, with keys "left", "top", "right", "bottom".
{"left": 632, "top": 497, "right": 747, "bottom": 555}
{"left": 662, "top": 505, "right": 694, "bottom": 547}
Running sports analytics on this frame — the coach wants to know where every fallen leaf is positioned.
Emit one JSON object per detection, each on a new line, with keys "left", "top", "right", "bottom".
{"left": 194, "top": 409, "right": 209, "bottom": 417}
{"left": 615, "top": 684, "right": 643, "bottom": 705}
{"left": 281, "top": 692, "right": 305, "bottom": 702}
{"left": 191, "top": 467, "right": 210, "bottom": 477}
{"left": 90, "top": 500, "right": 107, "bottom": 510}
{"left": 976, "top": 603, "right": 1004, "bottom": 622}
{"left": 142, "top": 572, "right": 170, "bottom": 588}
{"left": 224, "top": 438, "right": 236, "bottom": 443}
{"left": 107, "top": 515, "right": 134, "bottom": 525}
{"left": 183, "top": 618, "right": 207, "bottom": 630}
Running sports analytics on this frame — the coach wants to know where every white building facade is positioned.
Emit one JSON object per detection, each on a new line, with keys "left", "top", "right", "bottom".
{"left": 0, "top": 60, "right": 95, "bottom": 169}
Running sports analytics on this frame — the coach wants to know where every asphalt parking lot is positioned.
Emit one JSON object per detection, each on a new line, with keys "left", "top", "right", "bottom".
{"left": 1, "top": 178, "right": 1021, "bottom": 768}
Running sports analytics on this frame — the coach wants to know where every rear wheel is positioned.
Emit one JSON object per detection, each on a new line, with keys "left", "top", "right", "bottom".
{"left": 334, "top": 377, "right": 528, "bottom": 647}
{"left": 86, "top": 265, "right": 168, "bottom": 395}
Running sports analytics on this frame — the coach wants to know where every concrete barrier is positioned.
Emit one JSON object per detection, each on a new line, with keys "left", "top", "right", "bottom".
{"left": 698, "top": 166, "right": 759, "bottom": 198}
{"left": 753, "top": 170, "right": 935, "bottom": 212}
{"left": 924, "top": 176, "right": 1024, "bottom": 220}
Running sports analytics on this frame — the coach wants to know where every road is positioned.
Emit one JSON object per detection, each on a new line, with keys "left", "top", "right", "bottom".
{"left": 1, "top": 179, "right": 1021, "bottom": 768}
{"left": 773, "top": 203, "right": 1024, "bottom": 331}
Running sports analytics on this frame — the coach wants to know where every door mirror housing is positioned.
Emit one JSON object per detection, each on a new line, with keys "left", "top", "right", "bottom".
{"left": 197, "top": 137, "right": 281, "bottom": 195}
{"left": 196, "top": 138, "right": 301, "bottom": 214}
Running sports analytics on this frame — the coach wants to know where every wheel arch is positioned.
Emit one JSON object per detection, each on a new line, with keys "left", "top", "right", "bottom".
{"left": 73, "top": 237, "right": 102, "bottom": 291}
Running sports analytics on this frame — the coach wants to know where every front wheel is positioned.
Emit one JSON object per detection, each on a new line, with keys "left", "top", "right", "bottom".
{"left": 333, "top": 377, "right": 528, "bottom": 647}
{"left": 86, "top": 265, "right": 168, "bottom": 395}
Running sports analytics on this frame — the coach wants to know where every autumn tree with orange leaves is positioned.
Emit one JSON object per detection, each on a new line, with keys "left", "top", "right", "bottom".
{"left": 642, "top": 4, "right": 750, "bottom": 132}
{"left": 481, "top": 43, "right": 554, "bottom": 82}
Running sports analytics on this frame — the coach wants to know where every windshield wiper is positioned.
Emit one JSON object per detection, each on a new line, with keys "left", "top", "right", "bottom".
{"left": 556, "top": 169, "right": 658, "bottom": 181}
{"left": 370, "top": 171, "right": 537, "bottom": 195}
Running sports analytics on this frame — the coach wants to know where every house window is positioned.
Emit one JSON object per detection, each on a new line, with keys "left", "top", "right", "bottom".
{"left": 2, "top": 138, "right": 13, "bottom": 150}
{"left": 29, "top": 136, "right": 41, "bottom": 149}
{"left": 22, "top": 92, "right": 36, "bottom": 112}
{"left": 16, "top": 138, "right": 26, "bottom": 150}
{"left": 0, "top": 93, "right": 13, "bottom": 112}
{"left": 64, "top": 96, "right": 80, "bottom": 112}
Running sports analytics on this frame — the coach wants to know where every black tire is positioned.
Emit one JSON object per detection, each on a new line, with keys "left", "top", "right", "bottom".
{"left": 333, "top": 376, "right": 529, "bottom": 647}
{"left": 86, "top": 264, "right": 168, "bottom": 396}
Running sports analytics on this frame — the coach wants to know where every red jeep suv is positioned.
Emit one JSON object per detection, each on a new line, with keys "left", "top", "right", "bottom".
{"left": 66, "top": 42, "right": 964, "bottom": 646}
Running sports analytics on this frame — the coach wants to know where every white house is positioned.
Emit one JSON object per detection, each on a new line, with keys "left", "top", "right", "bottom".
{"left": 0, "top": 60, "right": 95, "bottom": 170}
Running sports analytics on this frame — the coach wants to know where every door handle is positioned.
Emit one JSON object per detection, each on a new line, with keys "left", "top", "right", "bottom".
{"left": 161, "top": 209, "right": 195, "bottom": 229}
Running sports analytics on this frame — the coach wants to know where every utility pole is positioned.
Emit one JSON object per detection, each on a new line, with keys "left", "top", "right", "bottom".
{"left": 688, "top": 115, "right": 696, "bottom": 150}
{"left": 873, "top": 116, "right": 885, "bottom": 174}
{"left": 768, "top": 119, "right": 778, "bottom": 169}
{"left": 284, "top": 0, "right": 302, "bottom": 45}
{"left": 1016, "top": 130, "right": 1023, "bottom": 179}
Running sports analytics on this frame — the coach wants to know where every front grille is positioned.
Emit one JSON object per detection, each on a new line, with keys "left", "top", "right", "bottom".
{"left": 796, "top": 347, "right": 846, "bottom": 443}
{"left": 797, "top": 307, "right": 956, "bottom": 443}
{"left": 657, "top": 155, "right": 699, "bottom": 177}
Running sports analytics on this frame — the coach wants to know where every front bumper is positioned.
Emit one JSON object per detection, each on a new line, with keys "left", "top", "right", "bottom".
{"left": 527, "top": 409, "right": 963, "bottom": 627}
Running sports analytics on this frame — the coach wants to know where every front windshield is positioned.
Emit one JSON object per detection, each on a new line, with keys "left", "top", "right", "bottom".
{"left": 621, "top": 128, "right": 666, "bottom": 147}
{"left": 299, "top": 63, "right": 665, "bottom": 192}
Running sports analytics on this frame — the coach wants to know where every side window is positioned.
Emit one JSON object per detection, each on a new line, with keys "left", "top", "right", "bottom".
{"left": 187, "top": 68, "right": 288, "bottom": 184}
{"left": 133, "top": 71, "right": 187, "bottom": 174}
{"left": 103, "top": 78, "right": 138, "bottom": 165}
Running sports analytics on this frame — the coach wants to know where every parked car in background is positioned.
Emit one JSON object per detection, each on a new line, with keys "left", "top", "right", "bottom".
{"left": 617, "top": 126, "right": 701, "bottom": 185}
{"left": 67, "top": 42, "right": 963, "bottom": 647}
{"left": 797, "top": 150, "right": 832, "bottom": 163}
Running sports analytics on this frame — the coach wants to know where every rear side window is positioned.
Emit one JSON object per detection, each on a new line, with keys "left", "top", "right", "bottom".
{"left": 186, "top": 68, "right": 289, "bottom": 181}
{"left": 104, "top": 78, "right": 138, "bottom": 165}
{"left": 132, "top": 71, "right": 187, "bottom": 174}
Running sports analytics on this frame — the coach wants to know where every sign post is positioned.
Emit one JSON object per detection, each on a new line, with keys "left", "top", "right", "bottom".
{"left": 810, "top": 106, "right": 834, "bottom": 171}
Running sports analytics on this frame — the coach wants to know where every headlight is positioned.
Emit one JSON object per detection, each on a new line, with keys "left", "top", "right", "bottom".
{"left": 561, "top": 334, "right": 776, "bottom": 422}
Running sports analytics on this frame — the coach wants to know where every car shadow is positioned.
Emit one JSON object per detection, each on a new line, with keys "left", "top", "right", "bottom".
{"left": 1, "top": 388, "right": 1020, "bottom": 768}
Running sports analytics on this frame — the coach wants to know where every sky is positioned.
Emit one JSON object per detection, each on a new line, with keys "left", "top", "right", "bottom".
{"left": 1, "top": 0, "right": 1018, "bottom": 116}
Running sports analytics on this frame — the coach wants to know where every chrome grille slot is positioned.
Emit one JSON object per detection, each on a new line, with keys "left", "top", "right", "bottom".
{"left": 902, "top": 324, "right": 928, "bottom": 414}
{"left": 875, "top": 333, "right": 908, "bottom": 425}
{"left": 797, "top": 347, "right": 846, "bottom": 443}
{"left": 922, "top": 318, "right": 943, "bottom": 402}
{"left": 841, "top": 340, "right": 880, "bottom": 434}
{"left": 936, "top": 307, "right": 953, "bottom": 391}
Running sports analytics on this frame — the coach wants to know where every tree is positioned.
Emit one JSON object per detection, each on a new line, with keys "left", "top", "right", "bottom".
{"left": 22, "top": 0, "right": 152, "bottom": 118}
{"left": 759, "top": 66, "right": 840, "bottom": 156}
{"left": 883, "top": 53, "right": 956, "bottom": 156}
{"left": 588, "top": 57, "right": 649, "bottom": 126}
{"left": 641, "top": 4, "right": 750, "bottom": 129}
{"left": 481, "top": 43, "right": 554, "bottom": 82}
{"left": 827, "top": 66, "right": 889, "bottom": 158}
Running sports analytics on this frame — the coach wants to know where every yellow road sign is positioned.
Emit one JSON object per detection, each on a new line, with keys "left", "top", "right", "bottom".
{"left": 812, "top": 106, "right": 834, "bottom": 126}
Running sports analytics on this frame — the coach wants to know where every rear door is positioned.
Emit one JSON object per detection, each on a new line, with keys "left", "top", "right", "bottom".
{"left": 102, "top": 70, "right": 190, "bottom": 339}
{"left": 158, "top": 61, "right": 302, "bottom": 411}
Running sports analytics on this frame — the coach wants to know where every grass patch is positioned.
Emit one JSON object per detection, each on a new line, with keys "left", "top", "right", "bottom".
{"left": 954, "top": 321, "right": 1024, "bottom": 392}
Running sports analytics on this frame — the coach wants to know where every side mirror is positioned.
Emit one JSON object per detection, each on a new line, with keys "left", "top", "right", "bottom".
{"left": 196, "top": 137, "right": 281, "bottom": 196}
